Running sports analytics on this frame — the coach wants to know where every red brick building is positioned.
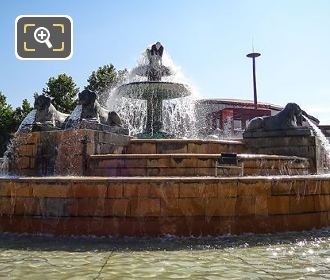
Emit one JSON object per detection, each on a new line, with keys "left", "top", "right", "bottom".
{"left": 195, "top": 99, "right": 282, "bottom": 135}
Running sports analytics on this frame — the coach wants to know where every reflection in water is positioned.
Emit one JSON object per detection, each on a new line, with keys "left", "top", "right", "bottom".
{"left": 0, "top": 229, "right": 330, "bottom": 279}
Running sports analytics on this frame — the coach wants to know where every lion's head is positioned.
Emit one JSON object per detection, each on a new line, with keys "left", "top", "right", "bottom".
{"left": 284, "top": 103, "right": 304, "bottom": 126}
{"left": 79, "top": 89, "right": 97, "bottom": 106}
{"left": 34, "top": 95, "right": 51, "bottom": 111}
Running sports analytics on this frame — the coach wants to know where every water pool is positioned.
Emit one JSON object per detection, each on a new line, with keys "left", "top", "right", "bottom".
{"left": 0, "top": 229, "right": 330, "bottom": 279}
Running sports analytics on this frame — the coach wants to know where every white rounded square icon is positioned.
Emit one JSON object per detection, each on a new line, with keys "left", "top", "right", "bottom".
{"left": 15, "top": 15, "right": 73, "bottom": 60}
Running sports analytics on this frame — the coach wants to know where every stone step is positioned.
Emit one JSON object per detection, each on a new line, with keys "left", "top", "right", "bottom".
{"left": 125, "top": 139, "right": 247, "bottom": 154}
{"left": 87, "top": 153, "right": 310, "bottom": 177}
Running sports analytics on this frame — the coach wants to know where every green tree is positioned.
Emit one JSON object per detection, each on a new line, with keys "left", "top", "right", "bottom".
{"left": 86, "top": 64, "right": 128, "bottom": 106}
{"left": 0, "top": 92, "right": 15, "bottom": 156}
{"left": 43, "top": 74, "right": 79, "bottom": 113}
{"left": 12, "top": 99, "right": 33, "bottom": 128}
{"left": 0, "top": 93, "right": 34, "bottom": 156}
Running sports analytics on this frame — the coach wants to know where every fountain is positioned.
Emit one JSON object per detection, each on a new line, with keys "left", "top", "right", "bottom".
{"left": 115, "top": 42, "right": 191, "bottom": 138}
{"left": 1, "top": 43, "right": 330, "bottom": 237}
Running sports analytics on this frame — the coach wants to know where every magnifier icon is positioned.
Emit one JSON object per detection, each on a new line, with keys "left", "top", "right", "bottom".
{"left": 34, "top": 27, "right": 53, "bottom": 48}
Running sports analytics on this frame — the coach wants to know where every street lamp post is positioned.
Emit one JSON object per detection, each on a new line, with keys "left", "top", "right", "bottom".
{"left": 246, "top": 52, "right": 261, "bottom": 110}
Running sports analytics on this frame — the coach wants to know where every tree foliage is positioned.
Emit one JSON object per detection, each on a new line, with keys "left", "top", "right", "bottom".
{"left": 12, "top": 99, "right": 33, "bottom": 126}
{"left": 43, "top": 74, "right": 79, "bottom": 113}
{"left": 0, "top": 92, "right": 33, "bottom": 156}
{"left": 86, "top": 64, "right": 128, "bottom": 106}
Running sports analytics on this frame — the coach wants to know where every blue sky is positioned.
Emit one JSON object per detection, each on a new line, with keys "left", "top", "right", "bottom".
{"left": 1, "top": 0, "right": 330, "bottom": 123}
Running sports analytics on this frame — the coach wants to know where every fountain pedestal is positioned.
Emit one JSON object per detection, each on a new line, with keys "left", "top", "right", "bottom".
{"left": 8, "top": 130, "right": 130, "bottom": 176}
{"left": 146, "top": 95, "right": 163, "bottom": 133}
{"left": 243, "top": 128, "right": 326, "bottom": 174}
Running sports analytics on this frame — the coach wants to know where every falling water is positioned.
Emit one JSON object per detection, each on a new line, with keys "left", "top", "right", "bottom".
{"left": 109, "top": 93, "right": 197, "bottom": 138}
{"left": 0, "top": 135, "right": 24, "bottom": 176}
{"left": 107, "top": 92, "right": 147, "bottom": 136}
{"left": 0, "top": 156, "right": 8, "bottom": 176}
{"left": 162, "top": 97, "right": 197, "bottom": 138}
{"left": 106, "top": 45, "right": 198, "bottom": 138}
{"left": 17, "top": 109, "right": 37, "bottom": 132}
{"left": 306, "top": 118, "right": 330, "bottom": 169}
{"left": 64, "top": 105, "right": 82, "bottom": 128}
{"left": 0, "top": 110, "right": 38, "bottom": 175}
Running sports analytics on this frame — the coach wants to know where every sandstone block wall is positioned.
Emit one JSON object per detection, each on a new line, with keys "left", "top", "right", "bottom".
{"left": 88, "top": 154, "right": 310, "bottom": 177}
{"left": 244, "top": 135, "right": 324, "bottom": 174}
{"left": 8, "top": 130, "right": 130, "bottom": 176}
{"left": 0, "top": 177, "right": 329, "bottom": 236}
{"left": 127, "top": 139, "right": 247, "bottom": 154}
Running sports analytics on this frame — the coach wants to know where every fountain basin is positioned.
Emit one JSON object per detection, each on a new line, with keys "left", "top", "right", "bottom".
{"left": 2, "top": 129, "right": 329, "bottom": 237}
{"left": 0, "top": 176, "right": 329, "bottom": 236}
{"left": 115, "top": 81, "right": 191, "bottom": 100}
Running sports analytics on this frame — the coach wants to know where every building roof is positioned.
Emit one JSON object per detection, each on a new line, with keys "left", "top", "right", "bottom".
{"left": 198, "top": 98, "right": 320, "bottom": 124}
{"left": 196, "top": 98, "right": 283, "bottom": 111}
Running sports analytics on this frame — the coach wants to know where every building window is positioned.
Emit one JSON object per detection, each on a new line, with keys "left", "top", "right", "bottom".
{"left": 234, "top": 120, "right": 241, "bottom": 130}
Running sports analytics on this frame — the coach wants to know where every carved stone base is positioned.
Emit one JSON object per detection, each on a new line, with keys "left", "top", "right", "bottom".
{"left": 243, "top": 128, "right": 325, "bottom": 174}
{"left": 136, "top": 131, "right": 175, "bottom": 139}
{"left": 243, "top": 127, "right": 312, "bottom": 138}
{"left": 68, "top": 120, "right": 129, "bottom": 135}
{"left": 7, "top": 129, "right": 130, "bottom": 176}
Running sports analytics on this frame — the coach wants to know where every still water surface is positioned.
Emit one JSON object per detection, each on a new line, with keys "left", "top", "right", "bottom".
{"left": 0, "top": 229, "right": 330, "bottom": 279}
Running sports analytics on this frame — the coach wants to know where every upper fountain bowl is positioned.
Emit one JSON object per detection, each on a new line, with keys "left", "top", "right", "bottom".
{"left": 115, "top": 81, "right": 191, "bottom": 100}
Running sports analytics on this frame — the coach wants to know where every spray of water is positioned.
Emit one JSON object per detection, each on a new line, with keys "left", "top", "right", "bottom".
{"left": 106, "top": 45, "right": 199, "bottom": 138}
{"left": 0, "top": 110, "right": 38, "bottom": 176}
{"left": 107, "top": 93, "right": 147, "bottom": 136}
{"left": 306, "top": 118, "right": 330, "bottom": 170}
{"left": 64, "top": 105, "right": 82, "bottom": 129}
{"left": 17, "top": 110, "right": 37, "bottom": 132}
{"left": 0, "top": 156, "right": 8, "bottom": 176}
{"left": 162, "top": 96, "right": 197, "bottom": 138}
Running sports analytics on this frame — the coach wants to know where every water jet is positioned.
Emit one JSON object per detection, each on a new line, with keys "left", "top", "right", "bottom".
{"left": 115, "top": 42, "right": 192, "bottom": 138}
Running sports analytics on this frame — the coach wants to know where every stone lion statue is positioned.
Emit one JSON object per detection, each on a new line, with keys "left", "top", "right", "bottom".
{"left": 69, "top": 89, "right": 122, "bottom": 127}
{"left": 79, "top": 89, "right": 122, "bottom": 126}
{"left": 33, "top": 95, "right": 69, "bottom": 131}
{"left": 246, "top": 103, "right": 311, "bottom": 132}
